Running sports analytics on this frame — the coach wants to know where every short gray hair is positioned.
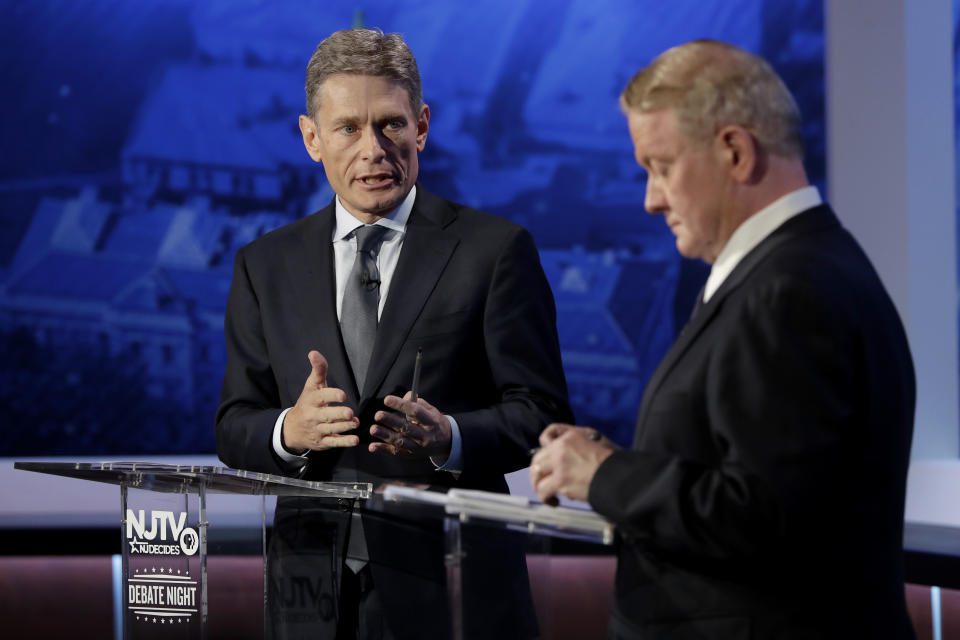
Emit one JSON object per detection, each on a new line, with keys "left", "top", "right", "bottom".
{"left": 621, "top": 39, "right": 804, "bottom": 158}
{"left": 305, "top": 28, "right": 423, "bottom": 119}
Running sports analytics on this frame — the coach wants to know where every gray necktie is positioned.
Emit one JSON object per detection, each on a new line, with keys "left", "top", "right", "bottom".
{"left": 340, "top": 225, "right": 387, "bottom": 574}
{"left": 341, "top": 224, "right": 388, "bottom": 393}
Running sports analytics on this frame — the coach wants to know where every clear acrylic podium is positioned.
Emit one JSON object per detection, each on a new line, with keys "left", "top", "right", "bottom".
{"left": 15, "top": 461, "right": 371, "bottom": 640}
{"left": 16, "top": 461, "right": 614, "bottom": 640}
{"left": 369, "top": 485, "right": 615, "bottom": 640}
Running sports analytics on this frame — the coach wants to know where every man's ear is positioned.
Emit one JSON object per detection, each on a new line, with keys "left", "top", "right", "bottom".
{"left": 716, "top": 124, "right": 758, "bottom": 184}
{"left": 415, "top": 104, "right": 430, "bottom": 152}
{"left": 299, "top": 114, "right": 323, "bottom": 163}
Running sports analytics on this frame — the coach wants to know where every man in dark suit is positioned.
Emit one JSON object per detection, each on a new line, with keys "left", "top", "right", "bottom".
{"left": 531, "top": 40, "right": 916, "bottom": 639}
{"left": 215, "top": 28, "right": 571, "bottom": 639}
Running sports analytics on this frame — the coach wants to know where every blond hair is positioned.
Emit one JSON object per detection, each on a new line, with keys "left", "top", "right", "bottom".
{"left": 621, "top": 40, "right": 803, "bottom": 157}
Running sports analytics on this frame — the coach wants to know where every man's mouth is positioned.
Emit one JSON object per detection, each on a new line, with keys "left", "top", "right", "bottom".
{"left": 358, "top": 174, "right": 394, "bottom": 186}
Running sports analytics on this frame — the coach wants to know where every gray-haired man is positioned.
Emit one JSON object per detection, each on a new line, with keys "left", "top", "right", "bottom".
{"left": 217, "top": 28, "right": 572, "bottom": 639}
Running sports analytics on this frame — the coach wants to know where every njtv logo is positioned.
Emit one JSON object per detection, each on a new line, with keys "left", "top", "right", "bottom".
{"left": 125, "top": 509, "right": 200, "bottom": 556}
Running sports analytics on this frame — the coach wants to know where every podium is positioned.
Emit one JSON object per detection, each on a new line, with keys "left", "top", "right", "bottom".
{"left": 374, "top": 485, "right": 614, "bottom": 640}
{"left": 15, "top": 461, "right": 370, "bottom": 639}
{"left": 16, "top": 461, "right": 614, "bottom": 639}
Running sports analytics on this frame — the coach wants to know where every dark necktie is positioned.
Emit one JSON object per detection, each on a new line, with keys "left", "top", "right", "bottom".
{"left": 690, "top": 285, "right": 706, "bottom": 321}
{"left": 680, "top": 285, "right": 706, "bottom": 336}
{"left": 341, "top": 224, "right": 388, "bottom": 392}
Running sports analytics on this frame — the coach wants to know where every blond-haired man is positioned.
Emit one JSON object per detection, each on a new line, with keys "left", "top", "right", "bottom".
{"left": 532, "top": 40, "right": 916, "bottom": 639}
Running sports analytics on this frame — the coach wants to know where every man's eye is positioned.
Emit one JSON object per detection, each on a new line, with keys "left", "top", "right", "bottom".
{"left": 341, "top": 125, "right": 357, "bottom": 134}
{"left": 386, "top": 120, "right": 404, "bottom": 130}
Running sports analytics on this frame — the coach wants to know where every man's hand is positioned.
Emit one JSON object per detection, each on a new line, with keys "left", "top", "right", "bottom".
{"left": 370, "top": 392, "right": 452, "bottom": 461}
{"left": 283, "top": 351, "right": 360, "bottom": 452}
{"left": 530, "top": 423, "right": 618, "bottom": 506}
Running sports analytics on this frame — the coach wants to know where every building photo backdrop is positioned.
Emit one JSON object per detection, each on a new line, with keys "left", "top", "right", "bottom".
{"left": 0, "top": 0, "right": 825, "bottom": 457}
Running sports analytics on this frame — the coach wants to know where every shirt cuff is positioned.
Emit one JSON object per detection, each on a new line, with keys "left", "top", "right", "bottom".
{"left": 431, "top": 414, "right": 463, "bottom": 472}
{"left": 272, "top": 407, "right": 309, "bottom": 466}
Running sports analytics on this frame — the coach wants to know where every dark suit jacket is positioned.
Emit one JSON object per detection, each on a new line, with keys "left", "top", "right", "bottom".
{"left": 215, "top": 185, "right": 571, "bottom": 638}
{"left": 589, "top": 205, "right": 916, "bottom": 639}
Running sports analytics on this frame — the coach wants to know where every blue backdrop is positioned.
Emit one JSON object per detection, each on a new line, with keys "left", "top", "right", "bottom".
{"left": 0, "top": 0, "right": 824, "bottom": 456}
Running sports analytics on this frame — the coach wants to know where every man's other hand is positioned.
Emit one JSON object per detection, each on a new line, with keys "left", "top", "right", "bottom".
{"left": 370, "top": 392, "right": 452, "bottom": 461}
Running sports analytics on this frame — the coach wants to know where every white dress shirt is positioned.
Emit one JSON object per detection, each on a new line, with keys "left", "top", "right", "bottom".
{"left": 703, "top": 186, "right": 822, "bottom": 302}
{"left": 331, "top": 188, "right": 412, "bottom": 320}
{"left": 271, "top": 185, "right": 464, "bottom": 471}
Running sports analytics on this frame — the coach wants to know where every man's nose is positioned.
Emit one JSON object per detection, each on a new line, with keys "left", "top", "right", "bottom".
{"left": 360, "top": 127, "right": 388, "bottom": 161}
{"left": 644, "top": 179, "right": 665, "bottom": 214}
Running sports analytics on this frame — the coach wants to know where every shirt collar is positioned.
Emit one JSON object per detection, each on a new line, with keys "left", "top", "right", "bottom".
{"left": 704, "top": 185, "right": 822, "bottom": 301}
{"left": 333, "top": 185, "right": 417, "bottom": 241}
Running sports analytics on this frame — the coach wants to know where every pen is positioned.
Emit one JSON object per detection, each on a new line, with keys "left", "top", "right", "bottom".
{"left": 410, "top": 347, "right": 423, "bottom": 404}
{"left": 405, "top": 347, "right": 423, "bottom": 424}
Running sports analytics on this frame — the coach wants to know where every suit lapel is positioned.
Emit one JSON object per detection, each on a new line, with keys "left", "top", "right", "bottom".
{"left": 635, "top": 205, "right": 839, "bottom": 436}
{"left": 287, "top": 203, "right": 361, "bottom": 405}
{"left": 361, "top": 188, "right": 460, "bottom": 401}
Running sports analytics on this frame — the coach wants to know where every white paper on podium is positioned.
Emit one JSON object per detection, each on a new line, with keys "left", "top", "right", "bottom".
{"left": 382, "top": 484, "right": 614, "bottom": 544}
